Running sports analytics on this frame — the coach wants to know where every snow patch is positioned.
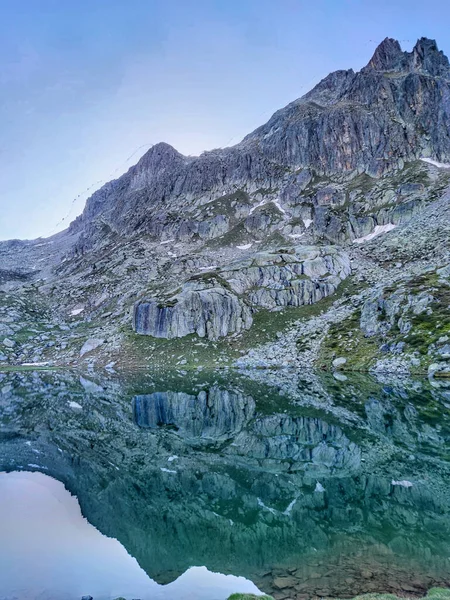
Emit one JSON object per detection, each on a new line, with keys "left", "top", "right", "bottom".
{"left": 273, "top": 199, "right": 287, "bottom": 215}
{"left": 199, "top": 265, "right": 218, "bottom": 271}
{"left": 420, "top": 157, "right": 450, "bottom": 169}
{"left": 236, "top": 244, "right": 252, "bottom": 250}
{"left": 315, "top": 481, "right": 325, "bottom": 493}
{"left": 353, "top": 223, "right": 397, "bottom": 244}
{"left": 288, "top": 233, "right": 304, "bottom": 239}
{"left": 70, "top": 308, "right": 84, "bottom": 316}
{"left": 303, "top": 219, "right": 313, "bottom": 229}
{"left": 283, "top": 497, "right": 298, "bottom": 515}
{"left": 160, "top": 467, "right": 177, "bottom": 474}
{"left": 160, "top": 239, "right": 174, "bottom": 245}
{"left": 168, "top": 455, "right": 178, "bottom": 462}
{"left": 392, "top": 479, "right": 413, "bottom": 488}
{"left": 257, "top": 498, "right": 278, "bottom": 515}
{"left": 27, "top": 464, "right": 48, "bottom": 470}
{"left": 249, "top": 199, "right": 267, "bottom": 214}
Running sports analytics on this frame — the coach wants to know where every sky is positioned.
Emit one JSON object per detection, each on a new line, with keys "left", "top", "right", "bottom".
{"left": 1, "top": 0, "right": 449, "bottom": 241}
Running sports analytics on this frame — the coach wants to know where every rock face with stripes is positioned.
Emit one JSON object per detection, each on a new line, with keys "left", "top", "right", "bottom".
{"left": 133, "top": 280, "right": 253, "bottom": 340}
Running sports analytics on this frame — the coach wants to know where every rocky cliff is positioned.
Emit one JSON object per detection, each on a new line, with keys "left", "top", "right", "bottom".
{"left": 0, "top": 36, "right": 449, "bottom": 374}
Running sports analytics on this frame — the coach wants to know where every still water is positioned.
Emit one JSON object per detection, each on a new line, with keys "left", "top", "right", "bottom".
{"left": 1, "top": 368, "right": 450, "bottom": 600}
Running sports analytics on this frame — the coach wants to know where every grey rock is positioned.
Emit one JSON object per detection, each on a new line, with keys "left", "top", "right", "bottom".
{"left": 79, "top": 338, "right": 105, "bottom": 357}
{"left": 332, "top": 357, "right": 347, "bottom": 368}
{"left": 134, "top": 280, "right": 252, "bottom": 341}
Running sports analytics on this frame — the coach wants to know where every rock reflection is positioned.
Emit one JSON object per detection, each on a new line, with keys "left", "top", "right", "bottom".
{"left": 1, "top": 369, "right": 450, "bottom": 599}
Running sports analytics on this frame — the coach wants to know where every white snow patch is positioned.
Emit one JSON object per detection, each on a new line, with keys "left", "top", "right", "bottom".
{"left": 288, "top": 233, "right": 304, "bottom": 239}
{"left": 273, "top": 199, "right": 287, "bottom": 215}
{"left": 236, "top": 244, "right": 252, "bottom": 250}
{"left": 199, "top": 265, "right": 218, "bottom": 271}
{"left": 392, "top": 479, "right": 413, "bottom": 488}
{"left": 68, "top": 401, "right": 82, "bottom": 410}
{"left": 353, "top": 223, "right": 397, "bottom": 244}
{"left": 303, "top": 219, "right": 313, "bottom": 229}
{"left": 168, "top": 252, "right": 177, "bottom": 258}
{"left": 249, "top": 199, "right": 267, "bottom": 214}
{"left": 160, "top": 239, "right": 174, "bottom": 245}
{"left": 160, "top": 467, "right": 177, "bottom": 474}
{"left": 70, "top": 308, "right": 84, "bottom": 316}
{"left": 257, "top": 498, "right": 278, "bottom": 515}
{"left": 283, "top": 497, "right": 298, "bottom": 515}
{"left": 21, "top": 362, "right": 49, "bottom": 367}
{"left": 420, "top": 157, "right": 450, "bottom": 169}
{"left": 168, "top": 455, "right": 178, "bottom": 462}
{"left": 27, "top": 464, "right": 48, "bottom": 470}
{"left": 315, "top": 481, "right": 325, "bottom": 493}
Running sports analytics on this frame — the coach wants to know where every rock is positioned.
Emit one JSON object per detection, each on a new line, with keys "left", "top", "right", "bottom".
{"left": 333, "top": 372, "right": 348, "bottom": 382}
{"left": 134, "top": 280, "right": 252, "bottom": 341}
{"left": 273, "top": 576, "right": 298, "bottom": 590}
{"left": 438, "top": 344, "right": 450, "bottom": 358}
{"left": 79, "top": 338, "right": 105, "bottom": 357}
{"left": 332, "top": 357, "right": 347, "bottom": 368}
{"left": 79, "top": 376, "right": 104, "bottom": 393}
{"left": 2, "top": 338, "right": 15, "bottom": 348}
{"left": 81, "top": 596, "right": 93, "bottom": 600}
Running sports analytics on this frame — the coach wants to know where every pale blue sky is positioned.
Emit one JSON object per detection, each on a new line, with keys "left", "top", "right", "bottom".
{"left": 1, "top": 0, "right": 449, "bottom": 240}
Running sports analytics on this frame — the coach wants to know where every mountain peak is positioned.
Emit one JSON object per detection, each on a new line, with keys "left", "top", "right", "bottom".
{"left": 136, "top": 142, "right": 185, "bottom": 172}
{"left": 364, "top": 36, "right": 449, "bottom": 76}
{"left": 412, "top": 37, "right": 450, "bottom": 75}
{"left": 366, "top": 37, "right": 403, "bottom": 71}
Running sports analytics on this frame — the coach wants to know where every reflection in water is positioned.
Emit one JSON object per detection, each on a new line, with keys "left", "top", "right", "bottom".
{"left": 1, "top": 369, "right": 450, "bottom": 599}
{"left": 0, "top": 471, "right": 260, "bottom": 600}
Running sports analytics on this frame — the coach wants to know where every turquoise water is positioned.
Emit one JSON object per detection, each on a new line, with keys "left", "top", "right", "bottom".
{"left": 1, "top": 369, "right": 450, "bottom": 599}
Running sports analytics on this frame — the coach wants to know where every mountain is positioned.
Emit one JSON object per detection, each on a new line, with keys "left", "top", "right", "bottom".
{"left": 0, "top": 37, "right": 449, "bottom": 377}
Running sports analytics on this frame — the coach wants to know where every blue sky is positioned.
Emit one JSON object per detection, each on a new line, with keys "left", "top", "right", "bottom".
{"left": 1, "top": 0, "right": 449, "bottom": 240}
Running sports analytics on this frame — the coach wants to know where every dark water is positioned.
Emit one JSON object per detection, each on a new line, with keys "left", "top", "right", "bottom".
{"left": 1, "top": 368, "right": 450, "bottom": 600}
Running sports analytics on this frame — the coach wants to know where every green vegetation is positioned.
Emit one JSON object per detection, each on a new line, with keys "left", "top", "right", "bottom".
{"left": 227, "top": 589, "right": 450, "bottom": 600}
{"left": 318, "top": 308, "right": 381, "bottom": 371}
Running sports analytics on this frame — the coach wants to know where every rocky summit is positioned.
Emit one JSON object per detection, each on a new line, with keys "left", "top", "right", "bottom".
{"left": 0, "top": 36, "right": 450, "bottom": 377}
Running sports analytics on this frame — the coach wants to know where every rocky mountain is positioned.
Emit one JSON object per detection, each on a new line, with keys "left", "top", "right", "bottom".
{"left": 0, "top": 36, "right": 449, "bottom": 376}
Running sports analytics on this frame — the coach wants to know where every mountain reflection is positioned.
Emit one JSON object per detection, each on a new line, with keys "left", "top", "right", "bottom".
{"left": 1, "top": 369, "right": 450, "bottom": 599}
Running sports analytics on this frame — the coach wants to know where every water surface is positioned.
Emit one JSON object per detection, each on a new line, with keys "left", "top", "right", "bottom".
{"left": 1, "top": 369, "right": 450, "bottom": 599}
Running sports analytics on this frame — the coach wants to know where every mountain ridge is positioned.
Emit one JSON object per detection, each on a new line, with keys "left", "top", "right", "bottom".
{"left": 0, "top": 36, "right": 449, "bottom": 378}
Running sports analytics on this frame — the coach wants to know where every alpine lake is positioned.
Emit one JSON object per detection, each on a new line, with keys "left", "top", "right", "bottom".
{"left": 1, "top": 367, "right": 450, "bottom": 600}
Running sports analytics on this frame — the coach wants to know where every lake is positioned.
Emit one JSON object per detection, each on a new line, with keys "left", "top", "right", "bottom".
{"left": 1, "top": 368, "right": 450, "bottom": 600}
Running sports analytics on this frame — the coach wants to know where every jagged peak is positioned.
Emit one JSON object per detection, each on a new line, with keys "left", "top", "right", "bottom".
{"left": 411, "top": 37, "right": 450, "bottom": 75}
{"left": 366, "top": 37, "right": 403, "bottom": 71}
{"left": 364, "top": 36, "right": 449, "bottom": 76}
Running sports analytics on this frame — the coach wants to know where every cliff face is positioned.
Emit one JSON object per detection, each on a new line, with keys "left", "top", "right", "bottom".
{"left": 69, "top": 37, "right": 450, "bottom": 247}
{"left": 133, "top": 246, "right": 350, "bottom": 340}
